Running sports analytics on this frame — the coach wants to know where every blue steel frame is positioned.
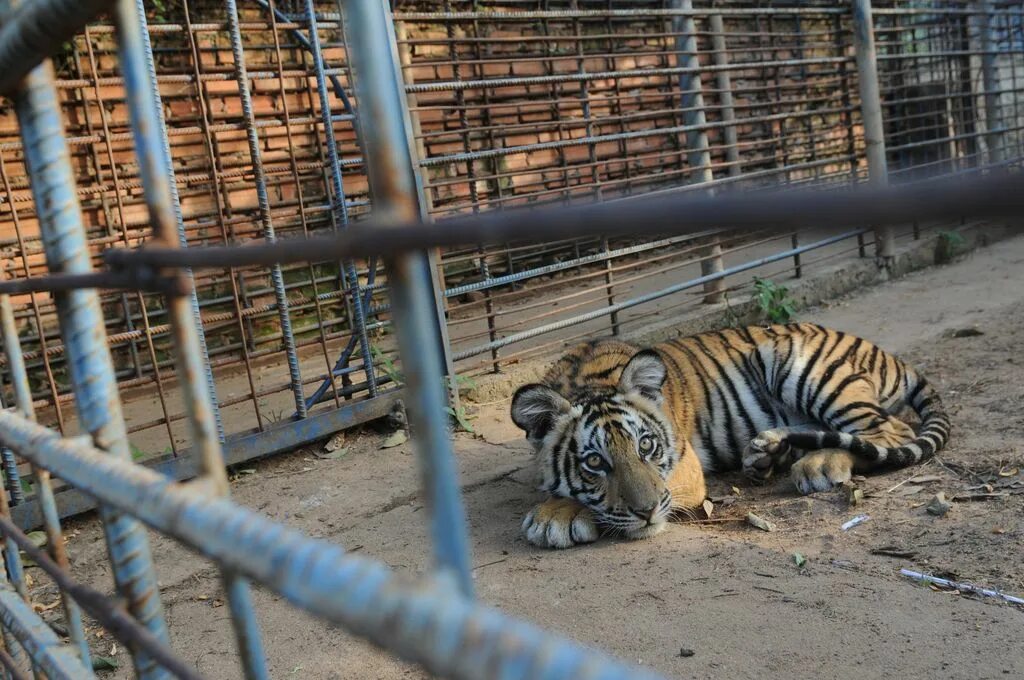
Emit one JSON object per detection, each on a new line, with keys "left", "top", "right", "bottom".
{"left": 0, "top": 0, "right": 665, "bottom": 677}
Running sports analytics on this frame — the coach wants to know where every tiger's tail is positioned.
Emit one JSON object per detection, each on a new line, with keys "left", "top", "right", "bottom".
{"left": 785, "top": 375, "right": 950, "bottom": 468}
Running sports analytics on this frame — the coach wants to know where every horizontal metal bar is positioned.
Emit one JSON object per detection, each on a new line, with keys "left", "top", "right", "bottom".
{"left": 443, "top": 232, "right": 716, "bottom": 300}
{"left": 0, "top": 270, "right": 188, "bottom": 297}
{"left": 0, "top": 0, "right": 114, "bottom": 96}
{"left": 393, "top": 8, "right": 850, "bottom": 20}
{"left": 11, "top": 390, "right": 401, "bottom": 531}
{"left": 0, "top": 515, "right": 201, "bottom": 680}
{"left": 102, "top": 172, "right": 1024, "bottom": 272}
{"left": 405, "top": 56, "right": 850, "bottom": 94}
{"left": 419, "top": 105, "right": 852, "bottom": 167}
{"left": 0, "top": 586, "right": 94, "bottom": 680}
{"left": 0, "top": 409, "right": 664, "bottom": 680}
{"left": 453, "top": 229, "right": 865, "bottom": 361}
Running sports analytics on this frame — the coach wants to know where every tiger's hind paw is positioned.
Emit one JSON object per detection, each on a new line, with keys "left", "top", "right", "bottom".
{"left": 522, "top": 498, "right": 598, "bottom": 549}
{"left": 791, "top": 451, "right": 854, "bottom": 495}
{"left": 742, "top": 429, "right": 794, "bottom": 483}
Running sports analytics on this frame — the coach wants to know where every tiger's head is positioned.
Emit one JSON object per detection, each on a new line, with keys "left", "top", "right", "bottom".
{"left": 511, "top": 349, "right": 704, "bottom": 540}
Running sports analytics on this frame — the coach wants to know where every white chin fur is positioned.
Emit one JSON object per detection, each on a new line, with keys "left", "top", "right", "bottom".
{"left": 625, "top": 521, "right": 667, "bottom": 540}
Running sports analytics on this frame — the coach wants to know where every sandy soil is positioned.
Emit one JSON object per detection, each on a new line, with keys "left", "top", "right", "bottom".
{"left": 34, "top": 234, "right": 1024, "bottom": 679}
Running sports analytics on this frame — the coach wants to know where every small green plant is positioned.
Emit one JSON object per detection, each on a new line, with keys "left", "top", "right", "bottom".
{"left": 753, "top": 277, "right": 796, "bottom": 324}
{"left": 129, "top": 442, "right": 147, "bottom": 461}
{"left": 721, "top": 290, "right": 744, "bottom": 328}
{"left": 370, "top": 345, "right": 404, "bottom": 386}
{"left": 935, "top": 230, "right": 967, "bottom": 265}
{"left": 454, "top": 373, "right": 477, "bottom": 392}
{"left": 444, "top": 405, "right": 476, "bottom": 434}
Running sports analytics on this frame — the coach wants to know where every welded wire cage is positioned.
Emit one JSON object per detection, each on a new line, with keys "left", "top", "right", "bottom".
{"left": 0, "top": 0, "right": 1021, "bottom": 676}
{"left": 1, "top": 1, "right": 1023, "bottom": 528}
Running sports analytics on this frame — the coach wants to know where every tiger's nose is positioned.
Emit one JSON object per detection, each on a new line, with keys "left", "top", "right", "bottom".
{"left": 633, "top": 504, "right": 659, "bottom": 524}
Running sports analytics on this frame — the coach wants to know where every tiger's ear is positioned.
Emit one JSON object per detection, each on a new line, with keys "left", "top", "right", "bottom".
{"left": 511, "top": 384, "right": 571, "bottom": 441}
{"left": 618, "top": 349, "right": 667, "bottom": 404}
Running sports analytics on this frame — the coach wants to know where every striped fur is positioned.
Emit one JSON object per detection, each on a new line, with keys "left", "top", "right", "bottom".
{"left": 511, "top": 323, "right": 950, "bottom": 548}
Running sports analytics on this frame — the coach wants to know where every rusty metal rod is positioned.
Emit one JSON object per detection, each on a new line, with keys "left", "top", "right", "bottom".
{"left": 0, "top": 515, "right": 201, "bottom": 680}
{"left": 102, "top": 171, "right": 1024, "bottom": 271}
{"left": 0, "top": 0, "right": 114, "bottom": 96}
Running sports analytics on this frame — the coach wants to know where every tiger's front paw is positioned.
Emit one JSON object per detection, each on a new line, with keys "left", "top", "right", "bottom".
{"left": 742, "top": 429, "right": 793, "bottom": 483}
{"left": 791, "top": 451, "right": 854, "bottom": 495}
{"left": 522, "top": 498, "right": 598, "bottom": 549}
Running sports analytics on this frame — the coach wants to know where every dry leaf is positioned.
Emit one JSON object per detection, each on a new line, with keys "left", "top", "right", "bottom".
{"left": 892, "top": 486, "right": 924, "bottom": 497}
{"left": 323, "top": 432, "right": 346, "bottom": 453}
{"left": 701, "top": 499, "right": 714, "bottom": 519}
{"left": 908, "top": 474, "right": 944, "bottom": 484}
{"left": 746, "top": 512, "right": 775, "bottom": 532}
{"left": 998, "top": 467, "right": 1019, "bottom": 477}
{"left": 314, "top": 447, "right": 348, "bottom": 461}
{"left": 843, "top": 482, "right": 864, "bottom": 507}
{"left": 380, "top": 430, "right": 408, "bottom": 449}
{"left": 926, "top": 492, "right": 952, "bottom": 516}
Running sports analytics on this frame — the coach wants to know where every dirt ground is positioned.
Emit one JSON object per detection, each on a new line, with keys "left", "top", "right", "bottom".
{"left": 37, "top": 234, "right": 1024, "bottom": 679}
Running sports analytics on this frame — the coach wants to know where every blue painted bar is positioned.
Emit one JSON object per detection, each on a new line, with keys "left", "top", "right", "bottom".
{"left": 114, "top": 0, "right": 270, "bottom": 676}
{"left": 10, "top": 391, "right": 402, "bottom": 532}
{"left": 304, "top": 0, "right": 378, "bottom": 400}
{"left": 0, "top": 293, "right": 89, "bottom": 665}
{"left": 9, "top": 48, "right": 171, "bottom": 679}
{"left": 0, "top": 588, "right": 92, "bottom": 680}
{"left": 0, "top": 0, "right": 113, "bottom": 96}
{"left": 121, "top": 0, "right": 224, "bottom": 442}
{"left": 224, "top": 0, "right": 308, "bottom": 419}
{"left": 343, "top": 0, "right": 475, "bottom": 597}
{"left": 0, "top": 410, "right": 666, "bottom": 680}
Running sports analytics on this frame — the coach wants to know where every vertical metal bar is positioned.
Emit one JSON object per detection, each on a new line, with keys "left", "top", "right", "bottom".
{"left": 0, "top": 295, "right": 88, "bottom": 666}
{"left": 386, "top": 25, "right": 456, "bottom": 385}
{"left": 0, "top": 441, "right": 32, "bottom": 680}
{"left": 265, "top": 0, "right": 343, "bottom": 410}
{"left": 672, "top": 0, "right": 724, "bottom": 303}
{"left": 978, "top": 1, "right": 1004, "bottom": 165}
{"left": 0, "top": 387, "right": 23, "bottom": 507}
{"left": 113, "top": 1, "right": 270, "bottom": 677}
{"left": 224, "top": 0, "right": 308, "bottom": 419}
{"left": 851, "top": 0, "right": 895, "bottom": 265}
{"left": 305, "top": 0, "right": 378, "bottom": 399}
{"left": 0, "top": 153, "right": 67, "bottom": 436}
{"left": 709, "top": 13, "right": 740, "bottom": 178}
{"left": 790, "top": 234, "right": 802, "bottom": 278}
{"left": 81, "top": 25, "right": 181, "bottom": 456}
{"left": 9, "top": 33, "right": 171, "bottom": 680}
{"left": 179, "top": 0, "right": 267, "bottom": 430}
{"left": 344, "top": 0, "right": 474, "bottom": 597}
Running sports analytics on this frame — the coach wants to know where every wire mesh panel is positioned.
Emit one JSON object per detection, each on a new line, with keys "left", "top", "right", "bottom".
{"left": 0, "top": 1, "right": 398, "bottom": 505}
{"left": 1, "top": 0, "right": 1023, "bottom": 530}
{"left": 873, "top": 2, "right": 1024, "bottom": 182}
{"left": 391, "top": 2, "right": 868, "bottom": 376}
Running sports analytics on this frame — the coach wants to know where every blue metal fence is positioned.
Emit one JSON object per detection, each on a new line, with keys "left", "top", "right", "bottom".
{"left": 0, "top": 0, "right": 1021, "bottom": 678}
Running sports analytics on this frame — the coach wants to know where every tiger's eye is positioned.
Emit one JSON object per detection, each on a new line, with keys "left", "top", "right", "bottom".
{"left": 638, "top": 435, "right": 655, "bottom": 454}
{"left": 583, "top": 453, "right": 605, "bottom": 471}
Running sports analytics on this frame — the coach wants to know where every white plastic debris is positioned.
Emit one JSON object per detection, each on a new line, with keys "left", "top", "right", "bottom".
{"left": 900, "top": 569, "right": 1024, "bottom": 605}
{"left": 840, "top": 514, "right": 870, "bottom": 531}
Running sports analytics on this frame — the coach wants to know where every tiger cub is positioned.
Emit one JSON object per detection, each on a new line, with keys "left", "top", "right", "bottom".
{"left": 510, "top": 323, "right": 949, "bottom": 548}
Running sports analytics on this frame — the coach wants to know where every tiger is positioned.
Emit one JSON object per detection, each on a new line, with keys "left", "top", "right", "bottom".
{"left": 510, "top": 323, "right": 950, "bottom": 549}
